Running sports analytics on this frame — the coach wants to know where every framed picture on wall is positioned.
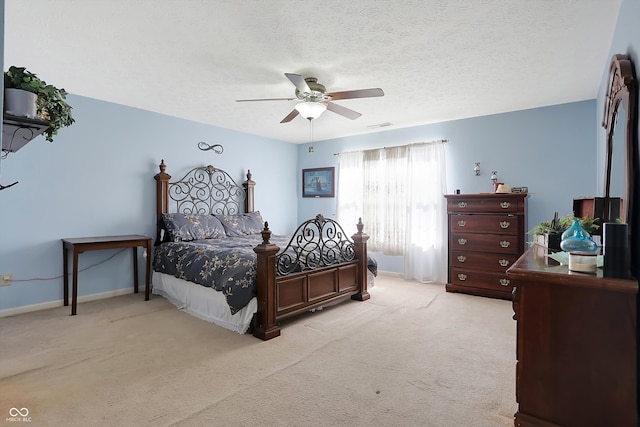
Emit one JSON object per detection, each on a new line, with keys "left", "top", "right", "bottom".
{"left": 302, "top": 167, "right": 335, "bottom": 198}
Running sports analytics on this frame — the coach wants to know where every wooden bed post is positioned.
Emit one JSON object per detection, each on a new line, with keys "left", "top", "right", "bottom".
{"left": 243, "top": 170, "right": 255, "bottom": 213}
{"left": 154, "top": 160, "right": 171, "bottom": 243}
{"left": 351, "top": 217, "right": 371, "bottom": 301}
{"left": 252, "top": 222, "right": 281, "bottom": 340}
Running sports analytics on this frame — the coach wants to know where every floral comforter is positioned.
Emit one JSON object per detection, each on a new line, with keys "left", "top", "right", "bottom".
{"left": 153, "top": 235, "right": 290, "bottom": 314}
{"left": 153, "top": 235, "right": 378, "bottom": 315}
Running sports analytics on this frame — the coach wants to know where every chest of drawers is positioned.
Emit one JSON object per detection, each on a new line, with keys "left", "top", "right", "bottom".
{"left": 445, "top": 193, "right": 527, "bottom": 299}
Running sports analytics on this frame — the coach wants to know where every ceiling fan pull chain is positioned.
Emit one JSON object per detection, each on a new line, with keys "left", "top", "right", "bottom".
{"left": 308, "top": 119, "right": 315, "bottom": 153}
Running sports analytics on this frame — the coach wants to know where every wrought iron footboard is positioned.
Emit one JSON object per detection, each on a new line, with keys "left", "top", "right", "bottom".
{"left": 275, "top": 214, "right": 356, "bottom": 276}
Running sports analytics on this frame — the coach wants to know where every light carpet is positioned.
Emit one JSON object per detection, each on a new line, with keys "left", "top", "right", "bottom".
{"left": 0, "top": 275, "right": 516, "bottom": 426}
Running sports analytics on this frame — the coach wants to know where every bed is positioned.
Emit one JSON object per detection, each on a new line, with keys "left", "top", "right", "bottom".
{"left": 152, "top": 160, "right": 375, "bottom": 340}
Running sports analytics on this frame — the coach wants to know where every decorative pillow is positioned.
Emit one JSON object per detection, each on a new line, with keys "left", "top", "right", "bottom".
{"left": 214, "top": 211, "right": 265, "bottom": 236}
{"left": 162, "top": 213, "right": 226, "bottom": 242}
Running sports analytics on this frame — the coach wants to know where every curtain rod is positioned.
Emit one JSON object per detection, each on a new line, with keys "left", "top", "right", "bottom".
{"left": 333, "top": 139, "right": 448, "bottom": 156}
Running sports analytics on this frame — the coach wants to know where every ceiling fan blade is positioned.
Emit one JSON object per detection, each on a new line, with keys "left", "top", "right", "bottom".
{"left": 285, "top": 73, "right": 311, "bottom": 94}
{"left": 326, "top": 102, "right": 362, "bottom": 120}
{"left": 236, "top": 97, "right": 296, "bottom": 102}
{"left": 328, "top": 88, "right": 384, "bottom": 101}
{"left": 280, "top": 109, "right": 300, "bottom": 123}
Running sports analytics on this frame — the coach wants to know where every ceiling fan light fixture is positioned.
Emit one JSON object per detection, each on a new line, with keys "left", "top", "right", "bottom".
{"left": 295, "top": 101, "right": 327, "bottom": 120}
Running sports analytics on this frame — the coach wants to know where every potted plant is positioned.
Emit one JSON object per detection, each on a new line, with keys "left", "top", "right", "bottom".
{"left": 528, "top": 212, "right": 599, "bottom": 251}
{"left": 4, "top": 66, "right": 75, "bottom": 142}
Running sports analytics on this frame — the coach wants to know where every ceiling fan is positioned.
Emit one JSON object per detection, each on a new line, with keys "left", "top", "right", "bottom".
{"left": 236, "top": 73, "right": 384, "bottom": 123}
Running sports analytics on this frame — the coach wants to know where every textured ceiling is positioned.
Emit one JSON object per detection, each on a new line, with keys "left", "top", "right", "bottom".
{"left": 4, "top": 0, "right": 621, "bottom": 144}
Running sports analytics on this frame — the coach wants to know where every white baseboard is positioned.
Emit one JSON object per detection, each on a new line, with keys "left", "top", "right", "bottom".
{"left": 0, "top": 271, "right": 410, "bottom": 317}
{"left": 0, "top": 288, "right": 138, "bottom": 318}
{"left": 377, "top": 270, "right": 403, "bottom": 278}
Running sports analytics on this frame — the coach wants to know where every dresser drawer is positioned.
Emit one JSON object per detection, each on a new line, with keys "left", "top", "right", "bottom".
{"left": 450, "top": 214, "right": 519, "bottom": 235}
{"left": 450, "top": 251, "right": 518, "bottom": 272}
{"left": 447, "top": 196, "right": 523, "bottom": 214}
{"left": 450, "top": 232, "right": 520, "bottom": 254}
{"left": 450, "top": 267, "right": 514, "bottom": 293}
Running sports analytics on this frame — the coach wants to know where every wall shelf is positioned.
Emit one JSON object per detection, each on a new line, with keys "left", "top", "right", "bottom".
{"left": 2, "top": 113, "right": 50, "bottom": 153}
{"left": 1, "top": 113, "right": 50, "bottom": 191}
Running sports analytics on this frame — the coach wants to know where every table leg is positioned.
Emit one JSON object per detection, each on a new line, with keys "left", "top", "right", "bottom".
{"left": 72, "top": 249, "right": 79, "bottom": 316}
{"left": 63, "top": 243, "right": 69, "bottom": 306}
{"left": 132, "top": 247, "right": 139, "bottom": 294}
{"left": 145, "top": 240, "right": 151, "bottom": 301}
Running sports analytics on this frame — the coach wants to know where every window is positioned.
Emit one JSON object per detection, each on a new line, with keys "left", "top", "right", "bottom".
{"left": 337, "top": 141, "right": 448, "bottom": 283}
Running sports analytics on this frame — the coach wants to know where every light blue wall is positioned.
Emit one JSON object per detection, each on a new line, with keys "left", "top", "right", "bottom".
{"left": 0, "top": 95, "right": 298, "bottom": 311}
{"left": 297, "top": 101, "right": 598, "bottom": 273}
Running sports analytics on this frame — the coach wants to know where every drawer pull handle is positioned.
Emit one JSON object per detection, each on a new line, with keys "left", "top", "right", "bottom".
{"left": 457, "top": 255, "right": 466, "bottom": 263}
{"left": 499, "top": 259, "right": 510, "bottom": 267}
{"left": 500, "top": 241, "right": 510, "bottom": 248}
{"left": 457, "top": 202, "right": 467, "bottom": 208}
{"left": 500, "top": 221, "right": 510, "bottom": 229}
{"left": 500, "top": 202, "right": 511, "bottom": 209}
{"left": 457, "top": 220, "right": 467, "bottom": 227}
{"left": 458, "top": 274, "right": 467, "bottom": 281}
{"left": 500, "top": 278, "right": 510, "bottom": 287}
{"left": 458, "top": 238, "right": 467, "bottom": 245}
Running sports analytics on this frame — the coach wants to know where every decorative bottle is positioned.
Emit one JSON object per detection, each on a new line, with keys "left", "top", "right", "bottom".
{"left": 561, "top": 219, "right": 599, "bottom": 273}
{"left": 560, "top": 219, "right": 598, "bottom": 253}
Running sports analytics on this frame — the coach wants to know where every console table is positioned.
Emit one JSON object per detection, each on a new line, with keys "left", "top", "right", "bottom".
{"left": 62, "top": 235, "right": 152, "bottom": 315}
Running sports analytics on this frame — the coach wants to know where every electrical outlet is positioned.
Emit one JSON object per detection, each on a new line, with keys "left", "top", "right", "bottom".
{"left": 1, "top": 273, "right": 12, "bottom": 286}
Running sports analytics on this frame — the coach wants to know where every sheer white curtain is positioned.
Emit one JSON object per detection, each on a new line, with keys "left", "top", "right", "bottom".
{"left": 336, "top": 151, "right": 363, "bottom": 236}
{"left": 363, "top": 145, "right": 408, "bottom": 254}
{"left": 337, "top": 141, "right": 447, "bottom": 283}
{"left": 403, "top": 143, "right": 448, "bottom": 283}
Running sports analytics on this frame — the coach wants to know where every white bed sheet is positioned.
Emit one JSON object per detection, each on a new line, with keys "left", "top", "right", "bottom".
{"left": 152, "top": 269, "right": 375, "bottom": 335}
{"left": 152, "top": 271, "right": 257, "bottom": 334}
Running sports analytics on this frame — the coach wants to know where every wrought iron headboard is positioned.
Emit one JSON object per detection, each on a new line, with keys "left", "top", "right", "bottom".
{"left": 154, "top": 160, "right": 256, "bottom": 243}
{"left": 167, "top": 164, "right": 245, "bottom": 215}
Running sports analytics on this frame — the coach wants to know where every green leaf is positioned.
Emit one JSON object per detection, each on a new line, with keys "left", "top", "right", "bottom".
{"left": 4, "top": 65, "right": 75, "bottom": 142}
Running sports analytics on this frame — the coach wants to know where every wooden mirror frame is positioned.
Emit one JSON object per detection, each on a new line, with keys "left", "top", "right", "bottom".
{"left": 602, "top": 53, "right": 638, "bottom": 276}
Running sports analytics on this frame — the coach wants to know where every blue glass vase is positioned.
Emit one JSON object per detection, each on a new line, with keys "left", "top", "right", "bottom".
{"left": 560, "top": 219, "right": 598, "bottom": 253}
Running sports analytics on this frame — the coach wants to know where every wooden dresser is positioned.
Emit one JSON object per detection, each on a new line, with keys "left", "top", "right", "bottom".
{"left": 445, "top": 193, "right": 527, "bottom": 300}
{"left": 507, "top": 245, "right": 638, "bottom": 427}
